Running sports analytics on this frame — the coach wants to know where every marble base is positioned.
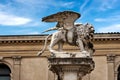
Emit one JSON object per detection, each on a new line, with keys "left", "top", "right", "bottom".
{"left": 48, "top": 57, "right": 95, "bottom": 80}
{"left": 51, "top": 51, "right": 91, "bottom": 58}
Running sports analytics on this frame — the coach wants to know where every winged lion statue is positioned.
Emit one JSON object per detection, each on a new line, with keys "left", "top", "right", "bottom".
{"left": 37, "top": 11, "right": 95, "bottom": 57}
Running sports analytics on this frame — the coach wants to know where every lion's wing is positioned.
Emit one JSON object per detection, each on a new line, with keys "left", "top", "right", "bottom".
{"left": 42, "top": 11, "right": 81, "bottom": 28}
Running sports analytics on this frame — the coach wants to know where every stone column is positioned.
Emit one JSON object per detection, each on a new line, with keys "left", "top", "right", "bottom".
{"left": 107, "top": 54, "right": 115, "bottom": 80}
{"left": 48, "top": 58, "right": 94, "bottom": 80}
{"left": 12, "top": 56, "right": 21, "bottom": 80}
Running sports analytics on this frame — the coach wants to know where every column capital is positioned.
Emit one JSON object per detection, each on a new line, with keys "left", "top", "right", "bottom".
{"left": 107, "top": 54, "right": 116, "bottom": 63}
{"left": 12, "top": 56, "right": 21, "bottom": 65}
{"left": 0, "top": 56, "right": 3, "bottom": 61}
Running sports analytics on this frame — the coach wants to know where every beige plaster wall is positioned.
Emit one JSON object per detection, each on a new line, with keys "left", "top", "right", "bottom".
{"left": 90, "top": 56, "right": 108, "bottom": 80}
{"left": 0, "top": 55, "right": 118, "bottom": 80}
{"left": 20, "top": 57, "right": 48, "bottom": 80}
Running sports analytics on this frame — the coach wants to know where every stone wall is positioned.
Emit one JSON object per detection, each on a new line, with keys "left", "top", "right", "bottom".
{"left": 0, "top": 33, "right": 119, "bottom": 80}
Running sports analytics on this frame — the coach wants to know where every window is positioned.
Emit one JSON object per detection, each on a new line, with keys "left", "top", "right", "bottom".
{"left": 117, "top": 65, "right": 120, "bottom": 80}
{"left": 0, "top": 63, "right": 11, "bottom": 80}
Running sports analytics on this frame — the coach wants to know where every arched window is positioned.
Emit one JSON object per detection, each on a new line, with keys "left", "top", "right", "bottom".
{"left": 117, "top": 65, "right": 120, "bottom": 80}
{"left": 0, "top": 63, "right": 11, "bottom": 80}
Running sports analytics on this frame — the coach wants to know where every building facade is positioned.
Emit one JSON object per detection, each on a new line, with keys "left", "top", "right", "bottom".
{"left": 0, "top": 33, "right": 120, "bottom": 80}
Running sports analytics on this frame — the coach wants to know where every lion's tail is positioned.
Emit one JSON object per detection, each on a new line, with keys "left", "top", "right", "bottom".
{"left": 37, "top": 34, "right": 52, "bottom": 56}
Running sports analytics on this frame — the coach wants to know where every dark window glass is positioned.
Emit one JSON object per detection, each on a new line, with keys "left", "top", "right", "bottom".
{"left": 117, "top": 66, "right": 120, "bottom": 80}
{"left": 0, "top": 64, "right": 11, "bottom": 80}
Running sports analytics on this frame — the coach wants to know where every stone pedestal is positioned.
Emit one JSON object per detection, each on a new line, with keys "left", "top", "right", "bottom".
{"left": 48, "top": 57, "right": 94, "bottom": 80}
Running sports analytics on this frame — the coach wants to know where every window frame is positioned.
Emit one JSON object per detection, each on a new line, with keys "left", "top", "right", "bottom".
{"left": 0, "top": 63, "right": 11, "bottom": 80}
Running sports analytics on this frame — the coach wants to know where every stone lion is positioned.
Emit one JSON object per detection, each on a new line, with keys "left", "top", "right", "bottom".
{"left": 38, "top": 23, "right": 95, "bottom": 56}
{"left": 37, "top": 11, "right": 95, "bottom": 57}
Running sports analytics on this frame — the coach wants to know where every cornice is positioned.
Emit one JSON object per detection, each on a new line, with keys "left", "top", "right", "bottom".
{"left": 0, "top": 40, "right": 44, "bottom": 44}
{"left": 0, "top": 34, "right": 50, "bottom": 44}
{"left": 0, "top": 33, "right": 119, "bottom": 44}
{"left": 95, "top": 32, "right": 120, "bottom": 34}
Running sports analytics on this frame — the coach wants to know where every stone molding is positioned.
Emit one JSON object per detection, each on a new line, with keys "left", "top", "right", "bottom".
{"left": 0, "top": 38, "right": 119, "bottom": 44}
{"left": 48, "top": 58, "right": 95, "bottom": 80}
{"left": 12, "top": 56, "right": 22, "bottom": 65}
{"left": 0, "top": 56, "right": 3, "bottom": 61}
{"left": 107, "top": 54, "right": 116, "bottom": 63}
{"left": 0, "top": 33, "right": 119, "bottom": 44}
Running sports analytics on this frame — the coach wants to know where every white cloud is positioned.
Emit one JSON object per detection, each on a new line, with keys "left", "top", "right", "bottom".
{"left": 99, "top": 0, "right": 117, "bottom": 11}
{"left": 15, "top": 0, "right": 75, "bottom": 9}
{"left": 0, "top": 12, "right": 32, "bottom": 26}
{"left": 28, "top": 32, "right": 40, "bottom": 34}
{"left": 95, "top": 18, "right": 106, "bottom": 22}
{"left": 61, "top": 2, "right": 74, "bottom": 8}
{"left": 80, "top": 0, "right": 90, "bottom": 12}
{"left": 95, "top": 15, "right": 120, "bottom": 22}
{"left": 97, "top": 24, "right": 120, "bottom": 32}
{"left": 11, "top": 29, "right": 40, "bottom": 35}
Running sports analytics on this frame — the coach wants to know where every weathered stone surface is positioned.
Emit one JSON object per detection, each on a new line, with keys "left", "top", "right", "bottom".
{"left": 48, "top": 57, "right": 95, "bottom": 80}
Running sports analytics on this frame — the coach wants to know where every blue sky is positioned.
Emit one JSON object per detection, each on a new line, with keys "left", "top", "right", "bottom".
{"left": 0, "top": 0, "right": 120, "bottom": 35}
